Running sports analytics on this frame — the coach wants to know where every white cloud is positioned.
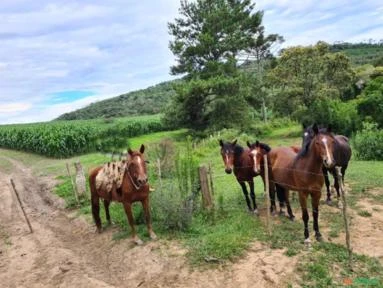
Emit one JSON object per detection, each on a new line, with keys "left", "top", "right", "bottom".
{"left": 0, "top": 0, "right": 382, "bottom": 124}
{"left": 0, "top": 102, "right": 32, "bottom": 113}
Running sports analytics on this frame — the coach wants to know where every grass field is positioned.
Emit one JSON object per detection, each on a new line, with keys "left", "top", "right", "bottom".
{"left": 1, "top": 124, "right": 383, "bottom": 287}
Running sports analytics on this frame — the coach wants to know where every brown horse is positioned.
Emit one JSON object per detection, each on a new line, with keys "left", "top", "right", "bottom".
{"left": 219, "top": 139, "right": 259, "bottom": 214}
{"left": 246, "top": 140, "right": 285, "bottom": 215}
{"left": 303, "top": 125, "right": 352, "bottom": 204}
{"left": 89, "top": 145, "right": 156, "bottom": 245}
{"left": 267, "top": 124, "right": 336, "bottom": 243}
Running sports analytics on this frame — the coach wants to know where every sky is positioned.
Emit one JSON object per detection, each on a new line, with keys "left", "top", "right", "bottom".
{"left": 0, "top": 0, "right": 382, "bottom": 124}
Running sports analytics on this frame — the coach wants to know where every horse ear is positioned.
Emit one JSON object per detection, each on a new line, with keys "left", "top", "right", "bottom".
{"left": 327, "top": 124, "right": 332, "bottom": 133}
{"left": 313, "top": 123, "right": 319, "bottom": 134}
{"left": 255, "top": 140, "right": 260, "bottom": 147}
{"left": 128, "top": 148, "right": 133, "bottom": 156}
{"left": 140, "top": 144, "right": 145, "bottom": 154}
{"left": 302, "top": 123, "right": 306, "bottom": 129}
{"left": 247, "top": 141, "right": 251, "bottom": 148}
{"left": 231, "top": 139, "right": 237, "bottom": 146}
{"left": 219, "top": 139, "right": 224, "bottom": 147}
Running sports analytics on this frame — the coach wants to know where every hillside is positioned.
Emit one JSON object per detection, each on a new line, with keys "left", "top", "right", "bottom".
{"left": 330, "top": 42, "right": 383, "bottom": 65}
{"left": 56, "top": 80, "right": 177, "bottom": 120}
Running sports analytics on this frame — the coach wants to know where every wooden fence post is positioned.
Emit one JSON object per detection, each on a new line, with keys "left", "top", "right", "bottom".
{"left": 10, "top": 179, "right": 33, "bottom": 233}
{"left": 199, "top": 165, "right": 213, "bottom": 210}
{"left": 336, "top": 166, "right": 352, "bottom": 270}
{"left": 263, "top": 155, "right": 272, "bottom": 236}
{"left": 66, "top": 163, "right": 79, "bottom": 206}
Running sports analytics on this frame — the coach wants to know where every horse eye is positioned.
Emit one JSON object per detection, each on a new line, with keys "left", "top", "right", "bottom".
{"left": 145, "top": 160, "right": 150, "bottom": 164}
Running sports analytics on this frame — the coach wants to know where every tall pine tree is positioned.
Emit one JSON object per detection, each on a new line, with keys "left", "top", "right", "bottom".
{"left": 165, "top": 0, "right": 280, "bottom": 130}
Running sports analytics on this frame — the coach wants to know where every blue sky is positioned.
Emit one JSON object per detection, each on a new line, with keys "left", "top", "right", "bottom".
{"left": 0, "top": 0, "right": 382, "bottom": 124}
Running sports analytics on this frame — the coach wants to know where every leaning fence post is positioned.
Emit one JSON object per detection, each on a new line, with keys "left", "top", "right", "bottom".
{"left": 10, "top": 179, "right": 33, "bottom": 233}
{"left": 199, "top": 165, "right": 213, "bottom": 210}
{"left": 263, "top": 155, "right": 272, "bottom": 236}
{"left": 336, "top": 166, "right": 352, "bottom": 270}
{"left": 66, "top": 163, "right": 79, "bottom": 206}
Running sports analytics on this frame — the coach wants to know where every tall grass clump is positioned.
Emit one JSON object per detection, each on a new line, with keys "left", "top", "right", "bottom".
{"left": 151, "top": 136, "right": 200, "bottom": 231}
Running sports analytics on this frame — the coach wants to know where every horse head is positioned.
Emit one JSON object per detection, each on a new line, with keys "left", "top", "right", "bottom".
{"left": 127, "top": 144, "right": 148, "bottom": 189}
{"left": 247, "top": 140, "right": 271, "bottom": 174}
{"left": 309, "top": 124, "right": 336, "bottom": 169}
{"left": 219, "top": 139, "right": 237, "bottom": 174}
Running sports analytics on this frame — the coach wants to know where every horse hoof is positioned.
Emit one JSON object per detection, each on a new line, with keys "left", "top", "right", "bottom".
{"left": 326, "top": 199, "right": 332, "bottom": 206}
{"left": 96, "top": 227, "right": 102, "bottom": 234}
{"left": 337, "top": 202, "right": 343, "bottom": 209}
{"left": 304, "top": 238, "right": 311, "bottom": 246}
{"left": 271, "top": 210, "right": 277, "bottom": 217}
{"left": 253, "top": 209, "right": 259, "bottom": 216}
{"left": 316, "top": 235, "right": 323, "bottom": 242}
{"left": 133, "top": 237, "right": 144, "bottom": 245}
{"left": 288, "top": 215, "right": 295, "bottom": 221}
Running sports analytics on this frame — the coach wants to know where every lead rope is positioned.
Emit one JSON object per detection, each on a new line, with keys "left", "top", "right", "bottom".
{"left": 126, "top": 162, "right": 142, "bottom": 191}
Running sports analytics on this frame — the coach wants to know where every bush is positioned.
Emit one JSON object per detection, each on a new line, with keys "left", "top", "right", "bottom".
{"left": 296, "top": 98, "right": 360, "bottom": 136}
{"left": 353, "top": 122, "right": 383, "bottom": 160}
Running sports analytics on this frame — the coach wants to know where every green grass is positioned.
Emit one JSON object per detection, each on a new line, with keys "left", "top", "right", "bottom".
{"left": 0, "top": 157, "right": 13, "bottom": 174}
{"left": 357, "top": 210, "right": 372, "bottom": 217}
{"left": 3, "top": 122, "right": 383, "bottom": 286}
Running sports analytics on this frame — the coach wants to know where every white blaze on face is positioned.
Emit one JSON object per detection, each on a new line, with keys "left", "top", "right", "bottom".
{"left": 304, "top": 132, "right": 308, "bottom": 137}
{"left": 135, "top": 156, "right": 145, "bottom": 175}
{"left": 251, "top": 150, "right": 260, "bottom": 173}
{"left": 321, "top": 137, "right": 333, "bottom": 166}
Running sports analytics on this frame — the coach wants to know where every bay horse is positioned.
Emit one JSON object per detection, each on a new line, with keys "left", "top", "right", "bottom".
{"left": 267, "top": 124, "right": 336, "bottom": 243}
{"left": 303, "top": 125, "right": 352, "bottom": 205}
{"left": 246, "top": 140, "right": 286, "bottom": 215}
{"left": 89, "top": 145, "right": 156, "bottom": 245}
{"left": 219, "top": 139, "right": 259, "bottom": 214}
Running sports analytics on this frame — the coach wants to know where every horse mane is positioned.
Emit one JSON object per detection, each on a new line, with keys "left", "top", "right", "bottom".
{"left": 259, "top": 142, "right": 271, "bottom": 152}
{"left": 233, "top": 144, "right": 244, "bottom": 167}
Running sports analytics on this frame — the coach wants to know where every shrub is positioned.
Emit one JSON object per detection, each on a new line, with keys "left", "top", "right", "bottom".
{"left": 353, "top": 122, "right": 383, "bottom": 160}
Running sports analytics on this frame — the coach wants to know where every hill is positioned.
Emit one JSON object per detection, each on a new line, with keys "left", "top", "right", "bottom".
{"left": 330, "top": 42, "right": 383, "bottom": 65}
{"left": 56, "top": 80, "right": 177, "bottom": 120}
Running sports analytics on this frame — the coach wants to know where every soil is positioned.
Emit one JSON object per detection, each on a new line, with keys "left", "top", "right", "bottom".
{"left": 0, "top": 158, "right": 298, "bottom": 288}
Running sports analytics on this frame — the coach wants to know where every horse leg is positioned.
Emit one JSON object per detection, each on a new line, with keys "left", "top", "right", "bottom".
{"left": 269, "top": 183, "right": 277, "bottom": 216}
{"left": 103, "top": 199, "right": 111, "bottom": 225}
{"left": 311, "top": 192, "right": 322, "bottom": 242}
{"left": 123, "top": 202, "right": 143, "bottom": 245}
{"left": 323, "top": 167, "right": 331, "bottom": 205}
{"left": 91, "top": 194, "right": 102, "bottom": 233}
{"left": 284, "top": 190, "right": 295, "bottom": 220}
{"left": 239, "top": 181, "right": 252, "bottom": 212}
{"left": 275, "top": 184, "right": 286, "bottom": 215}
{"left": 299, "top": 192, "right": 310, "bottom": 244}
{"left": 249, "top": 181, "right": 258, "bottom": 215}
{"left": 142, "top": 198, "right": 157, "bottom": 240}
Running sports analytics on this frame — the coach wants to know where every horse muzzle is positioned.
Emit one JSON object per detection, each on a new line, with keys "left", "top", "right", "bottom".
{"left": 323, "top": 159, "right": 335, "bottom": 169}
{"left": 225, "top": 168, "right": 233, "bottom": 174}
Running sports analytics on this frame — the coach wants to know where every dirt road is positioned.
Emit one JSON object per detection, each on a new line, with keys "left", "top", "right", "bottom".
{"left": 0, "top": 158, "right": 298, "bottom": 288}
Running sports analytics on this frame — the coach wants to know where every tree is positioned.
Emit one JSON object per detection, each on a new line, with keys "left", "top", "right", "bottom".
{"left": 267, "top": 42, "right": 355, "bottom": 116}
{"left": 166, "top": 0, "right": 281, "bottom": 130}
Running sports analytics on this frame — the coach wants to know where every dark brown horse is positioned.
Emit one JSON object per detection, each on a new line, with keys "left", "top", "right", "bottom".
{"left": 246, "top": 140, "right": 286, "bottom": 215}
{"left": 89, "top": 145, "right": 156, "bottom": 245}
{"left": 303, "top": 125, "right": 352, "bottom": 205}
{"left": 219, "top": 139, "right": 259, "bottom": 214}
{"left": 267, "top": 124, "right": 336, "bottom": 243}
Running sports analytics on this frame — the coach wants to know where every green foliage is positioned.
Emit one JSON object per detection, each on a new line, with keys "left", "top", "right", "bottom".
{"left": 295, "top": 98, "right": 360, "bottom": 136}
{"left": 353, "top": 122, "right": 383, "bottom": 160}
{"left": 0, "top": 115, "right": 167, "bottom": 158}
{"left": 268, "top": 42, "right": 356, "bottom": 117}
{"left": 357, "top": 76, "right": 383, "bottom": 128}
{"left": 166, "top": 0, "right": 281, "bottom": 131}
{"left": 330, "top": 42, "right": 383, "bottom": 66}
{"left": 56, "top": 81, "right": 177, "bottom": 120}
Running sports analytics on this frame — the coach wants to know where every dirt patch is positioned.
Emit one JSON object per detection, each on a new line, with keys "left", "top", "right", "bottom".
{"left": 0, "top": 158, "right": 298, "bottom": 288}
{"left": 325, "top": 197, "right": 383, "bottom": 263}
